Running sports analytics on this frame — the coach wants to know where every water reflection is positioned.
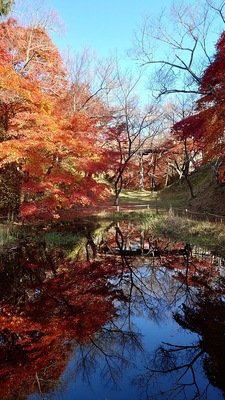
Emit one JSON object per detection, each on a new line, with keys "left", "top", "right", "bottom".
{"left": 0, "top": 245, "right": 125, "bottom": 399}
{"left": 134, "top": 293, "right": 225, "bottom": 399}
{"left": 176, "top": 297, "right": 225, "bottom": 396}
{"left": 0, "top": 220, "right": 224, "bottom": 399}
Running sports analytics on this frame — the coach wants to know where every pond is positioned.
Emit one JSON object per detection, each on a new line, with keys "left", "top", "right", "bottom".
{"left": 0, "top": 219, "right": 225, "bottom": 400}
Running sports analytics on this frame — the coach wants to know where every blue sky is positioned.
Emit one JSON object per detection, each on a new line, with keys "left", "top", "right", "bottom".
{"left": 44, "top": 0, "right": 222, "bottom": 105}
{"left": 48, "top": 0, "right": 169, "bottom": 58}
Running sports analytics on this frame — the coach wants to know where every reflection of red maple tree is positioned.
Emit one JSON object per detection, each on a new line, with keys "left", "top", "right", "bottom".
{"left": 0, "top": 258, "right": 125, "bottom": 400}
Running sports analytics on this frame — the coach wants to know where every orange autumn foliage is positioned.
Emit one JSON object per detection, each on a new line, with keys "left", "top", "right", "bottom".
{"left": 0, "top": 19, "right": 110, "bottom": 220}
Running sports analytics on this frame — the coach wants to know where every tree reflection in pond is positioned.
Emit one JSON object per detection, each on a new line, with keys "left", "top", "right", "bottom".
{"left": 175, "top": 297, "right": 225, "bottom": 397}
{"left": 135, "top": 295, "right": 225, "bottom": 400}
{"left": 0, "top": 220, "right": 224, "bottom": 400}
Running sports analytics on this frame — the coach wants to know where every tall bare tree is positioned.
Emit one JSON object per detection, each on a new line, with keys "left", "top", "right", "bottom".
{"left": 133, "top": 0, "right": 225, "bottom": 98}
{"left": 102, "top": 65, "right": 164, "bottom": 208}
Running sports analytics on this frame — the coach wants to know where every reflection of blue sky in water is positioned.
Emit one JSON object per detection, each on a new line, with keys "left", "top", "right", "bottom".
{"left": 48, "top": 312, "right": 223, "bottom": 400}
{"left": 14, "top": 220, "right": 224, "bottom": 400}
{"left": 28, "top": 259, "right": 224, "bottom": 400}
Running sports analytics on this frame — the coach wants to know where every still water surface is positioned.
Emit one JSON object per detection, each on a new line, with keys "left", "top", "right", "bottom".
{"left": 0, "top": 220, "right": 225, "bottom": 400}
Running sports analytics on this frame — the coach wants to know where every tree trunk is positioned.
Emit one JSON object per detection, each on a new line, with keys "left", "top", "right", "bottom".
{"left": 139, "top": 152, "right": 144, "bottom": 191}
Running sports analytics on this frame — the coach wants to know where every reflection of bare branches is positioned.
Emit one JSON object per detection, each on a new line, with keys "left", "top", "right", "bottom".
{"left": 120, "top": 257, "right": 196, "bottom": 327}
{"left": 85, "top": 232, "right": 97, "bottom": 261}
{"left": 113, "top": 222, "right": 199, "bottom": 311}
{"left": 170, "top": 255, "right": 198, "bottom": 308}
{"left": 89, "top": 336, "right": 125, "bottom": 388}
{"left": 2, "top": 219, "right": 225, "bottom": 399}
{"left": 153, "top": 342, "right": 204, "bottom": 388}
{"left": 135, "top": 340, "right": 207, "bottom": 400}
{"left": 114, "top": 225, "right": 161, "bottom": 323}
{"left": 64, "top": 322, "right": 145, "bottom": 391}
{"left": 135, "top": 295, "right": 225, "bottom": 400}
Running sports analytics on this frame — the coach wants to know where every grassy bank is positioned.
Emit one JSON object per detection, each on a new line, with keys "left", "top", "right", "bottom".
{"left": 118, "top": 163, "right": 225, "bottom": 216}
{"left": 1, "top": 163, "right": 225, "bottom": 251}
{"left": 1, "top": 208, "right": 225, "bottom": 257}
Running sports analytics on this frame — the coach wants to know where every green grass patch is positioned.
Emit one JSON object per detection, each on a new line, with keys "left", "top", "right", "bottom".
{"left": 136, "top": 211, "right": 225, "bottom": 251}
{"left": 42, "top": 231, "right": 82, "bottom": 247}
{"left": 119, "top": 189, "right": 158, "bottom": 205}
{"left": 0, "top": 224, "right": 20, "bottom": 246}
{"left": 42, "top": 230, "right": 87, "bottom": 259}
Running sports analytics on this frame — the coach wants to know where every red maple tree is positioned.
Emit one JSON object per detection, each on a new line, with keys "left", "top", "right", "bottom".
{"left": 0, "top": 18, "right": 110, "bottom": 220}
{"left": 173, "top": 31, "right": 225, "bottom": 167}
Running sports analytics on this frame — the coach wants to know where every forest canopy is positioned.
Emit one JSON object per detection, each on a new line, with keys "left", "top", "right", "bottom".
{"left": 0, "top": 1, "right": 225, "bottom": 220}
